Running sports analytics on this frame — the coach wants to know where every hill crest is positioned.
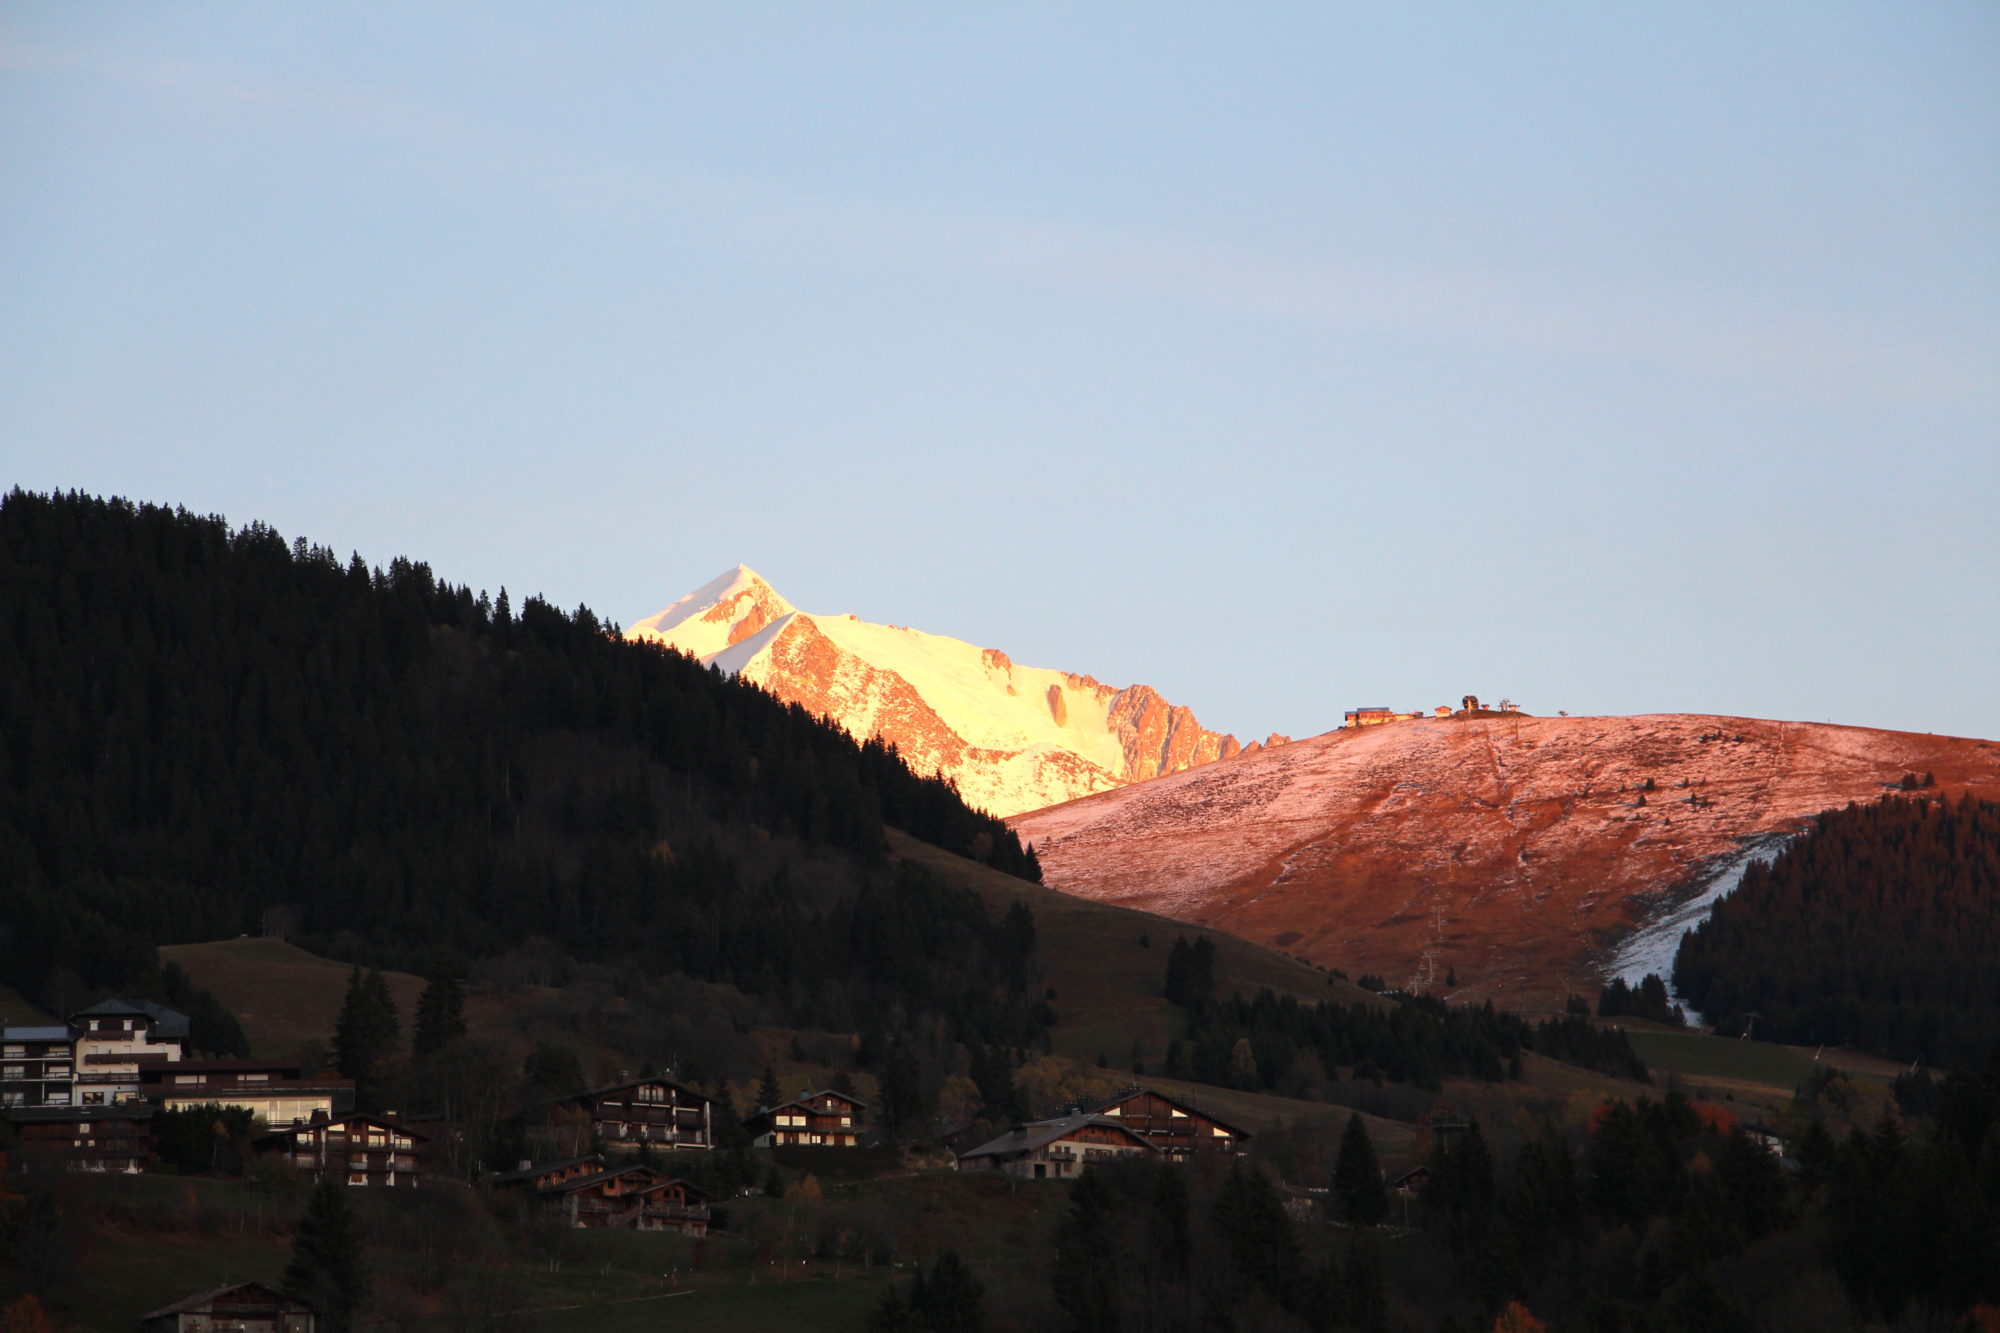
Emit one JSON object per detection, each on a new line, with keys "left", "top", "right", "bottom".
{"left": 1011, "top": 712, "right": 2000, "bottom": 1004}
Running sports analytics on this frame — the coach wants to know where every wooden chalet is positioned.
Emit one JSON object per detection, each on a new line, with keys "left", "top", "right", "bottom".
{"left": 1, "top": 1024, "right": 76, "bottom": 1109}
{"left": 251, "top": 1109, "right": 426, "bottom": 1187}
{"left": 1087, "top": 1087, "right": 1251, "bottom": 1159}
{"left": 564, "top": 1079, "right": 715, "bottom": 1152}
{"left": 956, "top": 1113, "right": 1158, "bottom": 1179}
{"left": 144, "top": 1060, "right": 355, "bottom": 1126}
{"left": 140, "top": 1282, "right": 315, "bottom": 1333}
{"left": 744, "top": 1088, "right": 867, "bottom": 1148}
{"left": 496, "top": 1156, "right": 711, "bottom": 1234}
{"left": 7, "top": 1104, "right": 154, "bottom": 1173}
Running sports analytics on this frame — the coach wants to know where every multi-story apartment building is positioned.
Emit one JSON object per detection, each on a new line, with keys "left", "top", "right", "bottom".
{"left": 1, "top": 1025, "right": 77, "bottom": 1109}
{"left": 71, "top": 999, "right": 187, "bottom": 1106}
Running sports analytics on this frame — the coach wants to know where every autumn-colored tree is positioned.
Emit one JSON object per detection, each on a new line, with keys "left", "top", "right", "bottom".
{"left": 1491, "top": 1301, "right": 1546, "bottom": 1333}
{"left": 1, "top": 1294, "right": 57, "bottom": 1333}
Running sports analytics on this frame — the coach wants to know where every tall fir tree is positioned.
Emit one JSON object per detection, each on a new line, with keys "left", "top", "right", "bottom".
{"left": 1334, "top": 1112, "right": 1390, "bottom": 1226}
{"left": 283, "top": 1175, "right": 370, "bottom": 1332}
{"left": 331, "top": 966, "right": 400, "bottom": 1108}
{"left": 411, "top": 957, "right": 466, "bottom": 1057}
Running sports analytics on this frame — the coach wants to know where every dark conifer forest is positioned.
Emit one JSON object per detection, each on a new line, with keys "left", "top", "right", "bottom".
{"left": 1673, "top": 794, "right": 2000, "bottom": 1067}
{"left": 0, "top": 489, "right": 1045, "bottom": 1058}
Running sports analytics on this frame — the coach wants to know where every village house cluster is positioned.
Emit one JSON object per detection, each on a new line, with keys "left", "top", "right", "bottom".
{"left": 3, "top": 998, "right": 357, "bottom": 1174}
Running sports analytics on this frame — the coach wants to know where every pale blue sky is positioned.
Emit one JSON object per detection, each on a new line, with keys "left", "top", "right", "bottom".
{"left": 4, "top": 4, "right": 1996, "bottom": 743}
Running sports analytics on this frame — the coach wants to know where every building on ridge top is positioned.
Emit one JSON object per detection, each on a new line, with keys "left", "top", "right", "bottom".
{"left": 1344, "top": 707, "right": 1426, "bottom": 728}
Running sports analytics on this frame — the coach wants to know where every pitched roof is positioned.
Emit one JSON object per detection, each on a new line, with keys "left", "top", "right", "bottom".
{"left": 70, "top": 998, "right": 191, "bottom": 1039}
{"left": 957, "top": 1113, "right": 1158, "bottom": 1163}
{"left": 571, "top": 1077, "right": 714, "bottom": 1107}
{"left": 140, "top": 1282, "right": 307, "bottom": 1320}
{"left": 1087, "top": 1086, "right": 1253, "bottom": 1139}
{"left": 248, "top": 1111, "right": 428, "bottom": 1148}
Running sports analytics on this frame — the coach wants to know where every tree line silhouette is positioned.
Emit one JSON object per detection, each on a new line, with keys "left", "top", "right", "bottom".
{"left": 0, "top": 489, "right": 1045, "bottom": 1059}
{"left": 1673, "top": 793, "right": 2000, "bottom": 1067}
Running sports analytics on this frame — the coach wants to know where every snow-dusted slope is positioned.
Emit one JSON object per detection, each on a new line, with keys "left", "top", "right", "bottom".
{"left": 1010, "top": 713, "right": 2000, "bottom": 1004}
{"left": 626, "top": 567, "right": 1273, "bottom": 816}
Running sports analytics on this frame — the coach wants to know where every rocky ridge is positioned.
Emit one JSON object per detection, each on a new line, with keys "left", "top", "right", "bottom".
{"left": 626, "top": 566, "right": 1271, "bottom": 816}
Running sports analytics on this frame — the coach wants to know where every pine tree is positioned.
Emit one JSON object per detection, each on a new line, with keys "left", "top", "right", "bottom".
{"left": 283, "top": 1176, "right": 370, "bottom": 1332}
{"left": 757, "top": 1066, "right": 783, "bottom": 1110}
{"left": 1051, "top": 1167, "right": 1121, "bottom": 1333}
{"left": 411, "top": 958, "right": 466, "bottom": 1057}
{"left": 1211, "top": 1159, "right": 1304, "bottom": 1310}
{"left": 1334, "top": 1113, "right": 1389, "bottom": 1226}
{"left": 330, "top": 966, "right": 400, "bottom": 1107}
{"left": 911, "top": 1251, "right": 986, "bottom": 1332}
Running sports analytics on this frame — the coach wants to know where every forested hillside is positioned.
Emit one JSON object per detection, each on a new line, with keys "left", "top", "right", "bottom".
{"left": 0, "top": 489, "right": 1045, "bottom": 1068}
{"left": 1674, "top": 794, "right": 2000, "bottom": 1067}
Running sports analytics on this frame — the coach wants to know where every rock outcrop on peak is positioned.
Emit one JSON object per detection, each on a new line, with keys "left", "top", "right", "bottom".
{"left": 1010, "top": 713, "right": 2000, "bottom": 1005}
{"left": 627, "top": 569, "right": 1258, "bottom": 816}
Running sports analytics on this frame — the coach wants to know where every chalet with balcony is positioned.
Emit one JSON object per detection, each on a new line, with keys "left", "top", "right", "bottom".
{"left": 495, "top": 1156, "right": 712, "bottom": 1234}
{"left": 1086, "top": 1087, "right": 1251, "bottom": 1160}
{"left": 744, "top": 1088, "right": 867, "bottom": 1148}
{"left": 143, "top": 1060, "right": 354, "bottom": 1126}
{"left": 8, "top": 1104, "right": 155, "bottom": 1173}
{"left": 956, "top": 1113, "right": 1158, "bottom": 1179}
{"left": 140, "top": 1282, "right": 316, "bottom": 1333}
{"left": 563, "top": 1079, "right": 715, "bottom": 1152}
{"left": 71, "top": 999, "right": 186, "bottom": 1107}
{"left": 251, "top": 1109, "right": 426, "bottom": 1187}
{"left": 1, "top": 1025, "right": 76, "bottom": 1109}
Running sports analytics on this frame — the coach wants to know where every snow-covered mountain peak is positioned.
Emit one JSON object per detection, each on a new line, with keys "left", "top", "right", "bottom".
{"left": 625, "top": 571, "right": 1257, "bottom": 816}
{"left": 627, "top": 565, "right": 796, "bottom": 661}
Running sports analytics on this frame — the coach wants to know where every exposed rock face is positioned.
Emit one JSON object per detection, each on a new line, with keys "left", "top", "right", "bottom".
{"left": 626, "top": 566, "right": 1257, "bottom": 816}
{"left": 1011, "top": 713, "right": 2000, "bottom": 1004}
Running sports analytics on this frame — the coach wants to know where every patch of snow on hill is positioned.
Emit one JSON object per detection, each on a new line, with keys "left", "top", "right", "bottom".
{"left": 1606, "top": 832, "right": 1791, "bottom": 1023}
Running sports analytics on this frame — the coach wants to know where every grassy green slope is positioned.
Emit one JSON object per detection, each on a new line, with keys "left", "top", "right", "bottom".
{"left": 889, "top": 829, "right": 1376, "bottom": 1068}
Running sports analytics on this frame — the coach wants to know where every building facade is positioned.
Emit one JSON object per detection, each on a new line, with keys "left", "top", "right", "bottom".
{"left": 1, "top": 1025, "right": 76, "bottom": 1109}
{"left": 1087, "top": 1087, "right": 1251, "bottom": 1160}
{"left": 252, "top": 1110, "right": 425, "bottom": 1187}
{"left": 494, "top": 1156, "right": 712, "bottom": 1235}
{"left": 140, "top": 1282, "right": 316, "bottom": 1332}
{"left": 745, "top": 1089, "right": 867, "bottom": 1148}
{"left": 144, "top": 1060, "right": 354, "bottom": 1125}
{"left": 566, "top": 1080, "right": 716, "bottom": 1152}
{"left": 956, "top": 1113, "right": 1158, "bottom": 1179}
{"left": 9, "top": 1104, "right": 155, "bottom": 1173}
